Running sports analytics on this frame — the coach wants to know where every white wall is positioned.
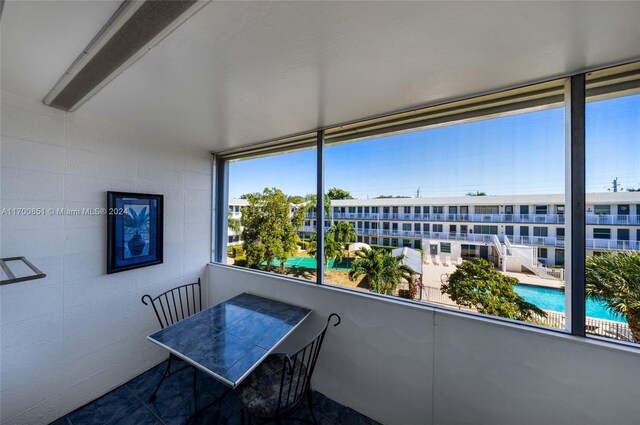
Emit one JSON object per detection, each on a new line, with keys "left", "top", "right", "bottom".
{"left": 208, "top": 264, "right": 640, "bottom": 425}
{"left": 0, "top": 91, "right": 212, "bottom": 425}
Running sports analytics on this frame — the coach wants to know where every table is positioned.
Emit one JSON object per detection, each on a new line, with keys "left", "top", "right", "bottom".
{"left": 147, "top": 292, "right": 312, "bottom": 420}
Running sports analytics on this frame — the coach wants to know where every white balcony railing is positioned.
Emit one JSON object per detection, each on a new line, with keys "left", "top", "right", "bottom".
{"left": 325, "top": 212, "right": 640, "bottom": 226}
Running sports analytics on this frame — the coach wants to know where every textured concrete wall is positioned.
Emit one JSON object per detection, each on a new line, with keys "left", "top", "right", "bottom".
{"left": 0, "top": 91, "right": 212, "bottom": 425}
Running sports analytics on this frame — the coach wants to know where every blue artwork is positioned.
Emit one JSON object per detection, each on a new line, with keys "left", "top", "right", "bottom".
{"left": 107, "top": 192, "right": 163, "bottom": 274}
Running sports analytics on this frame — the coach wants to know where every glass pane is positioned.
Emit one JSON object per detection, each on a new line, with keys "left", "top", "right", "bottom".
{"left": 585, "top": 62, "right": 640, "bottom": 344}
{"left": 226, "top": 147, "right": 317, "bottom": 282}
{"left": 323, "top": 82, "right": 566, "bottom": 329}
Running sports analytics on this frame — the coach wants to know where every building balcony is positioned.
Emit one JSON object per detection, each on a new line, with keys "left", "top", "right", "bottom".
{"left": 330, "top": 212, "right": 569, "bottom": 224}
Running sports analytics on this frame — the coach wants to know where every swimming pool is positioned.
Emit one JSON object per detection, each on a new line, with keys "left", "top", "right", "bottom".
{"left": 514, "top": 284, "right": 625, "bottom": 323}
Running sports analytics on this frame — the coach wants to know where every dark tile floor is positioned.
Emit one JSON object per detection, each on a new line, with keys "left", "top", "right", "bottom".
{"left": 51, "top": 359, "right": 380, "bottom": 425}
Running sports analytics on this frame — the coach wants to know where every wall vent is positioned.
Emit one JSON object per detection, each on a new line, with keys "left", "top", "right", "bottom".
{"left": 44, "top": 0, "right": 208, "bottom": 112}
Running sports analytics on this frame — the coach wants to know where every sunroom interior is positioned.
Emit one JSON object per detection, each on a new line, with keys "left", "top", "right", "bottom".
{"left": 2, "top": 1, "right": 640, "bottom": 425}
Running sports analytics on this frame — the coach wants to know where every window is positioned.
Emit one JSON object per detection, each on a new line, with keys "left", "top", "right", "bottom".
{"left": 473, "top": 225, "right": 498, "bottom": 235}
{"left": 533, "top": 227, "right": 548, "bottom": 237}
{"left": 593, "top": 228, "right": 611, "bottom": 239}
{"left": 225, "top": 147, "right": 317, "bottom": 281}
{"left": 475, "top": 206, "right": 499, "bottom": 215}
{"left": 585, "top": 62, "right": 640, "bottom": 344}
{"left": 214, "top": 71, "right": 594, "bottom": 338}
{"left": 535, "top": 205, "right": 548, "bottom": 215}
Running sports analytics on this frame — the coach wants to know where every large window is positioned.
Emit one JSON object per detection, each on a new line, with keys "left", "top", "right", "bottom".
{"left": 225, "top": 147, "right": 317, "bottom": 282}
{"left": 317, "top": 79, "right": 566, "bottom": 327}
{"left": 215, "top": 61, "right": 640, "bottom": 347}
{"left": 585, "top": 62, "right": 640, "bottom": 344}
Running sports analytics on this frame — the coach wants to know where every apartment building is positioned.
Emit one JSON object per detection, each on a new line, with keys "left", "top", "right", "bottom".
{"left": 230, "top": 192, "right": 640, "bottom": 275}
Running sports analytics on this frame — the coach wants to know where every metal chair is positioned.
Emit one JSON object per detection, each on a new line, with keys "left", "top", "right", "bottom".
{"left": 141, "top": 278, "right": 202, "bottom": 402}
{"left": 235, "top": 313, "right": 341, "bottom": 424}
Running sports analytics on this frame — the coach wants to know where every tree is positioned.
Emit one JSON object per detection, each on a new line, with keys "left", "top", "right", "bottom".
{"left": 240, "top": 188, "right": 304, "bottom": 272}
{"left": 304, "top": 193, "right": 331, "bottom": 218}
{"left": 349, "top": 248, "right": 415, "bottom": 295}
{"left": 327, "top": 187, "right": 353, "bottom": 200}
{"left": 308, "top": 228, "right": 343, "bottom": 269}
{"left": 287, "top": 195, "right": 304, "bottom": 204}
{"left": 586, "top": 251, "right": 640, "bottom": 342}
{"left": 466, "top": 191, "right": 487, "bottom": 196}
{"left": 333, "top": 221, "right": 357, "bottom": 247}
{"left": 441, "top": 258, "right": 546, "bottom": 321}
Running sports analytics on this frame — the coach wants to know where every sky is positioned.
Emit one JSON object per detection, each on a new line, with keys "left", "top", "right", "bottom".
{"left": 228, "top": 94, "right": 640, "bottom": 199}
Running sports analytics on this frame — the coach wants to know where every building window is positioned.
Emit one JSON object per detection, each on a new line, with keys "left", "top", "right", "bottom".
{"left": 505, "top": 225, "right": 514, "bottom": 236}
{"left": 594, "top": 205, "right": 611, "bottom": 215}
{"left": 475, "top": 206, "right": 499, "bottom": 215}
{"left": 474, "top": 225, "right": 498, "bottom": 235}
{"left": 403, "top": 239, "right": 412, "bottom": 247}
{"left": 533, "top": 227, "right": 548, "bottom": 237}
{"left": 433, "top": 206, "right": 443, "bottom": 214}
{"left": 402, "top": 223, "right": 411, "bottom": 231}
{"left": 441, "top": 243, "right": 451, "bottom": 253}
{"left": 593, "top": 228, "right": 611, "bottom": 239}
{"left": 535, "top": 205, "right": 548, "bottom": 215}
{"left": 433, "top": 224, "right": 443, "bottom": 232}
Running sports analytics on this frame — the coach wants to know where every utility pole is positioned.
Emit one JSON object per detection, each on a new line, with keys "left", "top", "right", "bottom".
{"left": 610, "top": 177, "right": 621, "bottom": 193}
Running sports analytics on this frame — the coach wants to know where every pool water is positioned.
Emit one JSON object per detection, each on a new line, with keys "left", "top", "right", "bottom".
{"left": 514, "top": 285, "right": 625, "bottom": 323}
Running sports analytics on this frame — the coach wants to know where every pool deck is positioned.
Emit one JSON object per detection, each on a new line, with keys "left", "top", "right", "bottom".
{"left": 421, "top": 261, "right": 564, "bottom": 289}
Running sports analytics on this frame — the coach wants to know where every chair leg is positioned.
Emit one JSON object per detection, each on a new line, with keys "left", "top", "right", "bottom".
{"left": 306, "top": 389, "right": 318, "bottom": 425}
{"left": 150, "top": 356, "right": 173, "bottom": 402}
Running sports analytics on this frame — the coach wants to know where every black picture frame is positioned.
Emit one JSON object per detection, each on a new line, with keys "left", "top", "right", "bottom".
{"left": 107, "top": 191, "right": 163, "bottom": 274}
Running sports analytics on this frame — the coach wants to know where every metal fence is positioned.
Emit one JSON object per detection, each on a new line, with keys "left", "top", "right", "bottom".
{"left": 419, "top": 286, "right": 634, "bottom": 342}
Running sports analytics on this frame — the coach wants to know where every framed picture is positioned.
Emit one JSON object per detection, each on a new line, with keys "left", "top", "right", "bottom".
{"left": 107, "top": 192, "right": 163, "bottom": 274}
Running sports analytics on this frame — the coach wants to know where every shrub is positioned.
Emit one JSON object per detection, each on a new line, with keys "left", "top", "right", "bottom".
{"left": 398, "top": 283, "right": 417, "bottom": 300}
{"left": 233, "top": 254, "right": 248, "bottom": 267}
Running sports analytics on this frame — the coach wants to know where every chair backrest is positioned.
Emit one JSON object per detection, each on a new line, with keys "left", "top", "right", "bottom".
{"left": 276, "top": 313, "right": 341, "bottom": 415}
{"left": 141, "top": 278, "right": 202, "bottom": 329}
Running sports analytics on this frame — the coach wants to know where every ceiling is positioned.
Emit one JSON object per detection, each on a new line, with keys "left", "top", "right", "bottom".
{"left": 2, "top": 1, "right": 640, "bottom": 152}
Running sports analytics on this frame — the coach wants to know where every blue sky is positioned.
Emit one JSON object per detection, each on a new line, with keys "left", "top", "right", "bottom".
{"left": 228, "top": 94, "right": 640, "bottom": 199}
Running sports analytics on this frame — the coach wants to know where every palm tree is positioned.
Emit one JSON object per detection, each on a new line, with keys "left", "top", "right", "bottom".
{"left": 333, "top": 221, "right": 357, "bottom": 247}
{"left": 585, "top": 251, "right": 640, "bottom": 342}
{"left": 308, "top": 229, "right": 342, "bottom": 269}
{"left": 348, "top": 248, "right": 415, "bottom": 295}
